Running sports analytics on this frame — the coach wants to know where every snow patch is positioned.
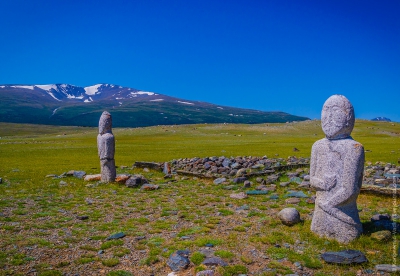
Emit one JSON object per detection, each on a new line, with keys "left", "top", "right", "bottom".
{"left": 178, "top": 101, "right": 194, "bottom": 105}
{"left": 150, "top": 99, "right": 164, "bottom": 102}
{"left": 84, "top": 97, "right": 93, "bottom": 103}
{"left": 0, "top": 86, "right": 4, "bottom": 88}
{"left": 11, "top": 85, "right": 35, "bottom": 90}
{"left": 36, "top": 84, "right": 57, "bottom": 91}
{"left": 130, "top": 91, "right": 156, "bottom": 96}
{"left": 217, "top": 107, "right": 223, "bottom": 109}
{"left": 84, "top": 84, "right": 102, "bottom": 95}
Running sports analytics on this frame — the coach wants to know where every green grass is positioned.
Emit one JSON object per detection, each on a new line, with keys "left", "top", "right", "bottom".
{"left": 0, "top": 120, "right": 398, "bottom": 275}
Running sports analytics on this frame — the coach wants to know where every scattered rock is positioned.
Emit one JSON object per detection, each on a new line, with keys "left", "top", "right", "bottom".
{"left": 73, "top": 171, "right": 86, "bottom": 179}
{"left": 125, "top": 174, "right": 148, "bottom": 187}
{"left": 76, "top": 215, "right": 89, "bottom": 220}
{"left": 371, "top": 230, "right": 392, "bottom": 242}
{"left": 278, "top": 208, "right": 301, "bottom": 226}
{"left": 246, "top": 190, "right": 268, "bottom": 195}
{"left": 59, "top": 181, "right": 67, "bottom": 186}
{"left": 85, "top": 198, "right": 94, "bottom": 205}
{"left": 321, "top": 250, "right": 367, "bottom": 264}
{"left": 280, "top": 182, "right": 290, "bottom": 187}
{"left": 285, "top": 198, "right": 301, "bottom": 204}
{"left": 116, "top": 174, "right": 131, "bottom": 183}
{"left": 84, "top": 174, "right": 101, "bottom": 181}
{"left": 167, "top": 251, "right": 190, "bottom": 271}
{"left": 214, "top": 178, "right": 226, "bottom": 185}
{"left": 106, "top": 232, "right": 126, "bottom": 240}
{"left": 375, "top": 264, "right": 400, "bottom": 272}
{"left": 45, "top": 174, "right": 57, "bottom": 178}
{"left": 202, "top": 257, "right": 228, "bottom": 267}
{"left": 233, "top": 177, "right": 247, "bottom": 183}
{"left": 243, "top": 180, "right": 251, "bottom": 188}
{"left": 230, "top": 192, "right": 248, "bottom": 199}
{"left": 285, "top": 191, "right": 309, "bottom": 198}
{"left": 141, "top": 184, "right": 159, "bottom": 190}
{"left": 196, "top": 270, "right": 214, "bottom": 276}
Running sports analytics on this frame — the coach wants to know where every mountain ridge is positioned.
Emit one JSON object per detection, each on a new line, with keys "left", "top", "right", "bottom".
{"left": 0, "top": 83, "right": 310, "bottom": 127}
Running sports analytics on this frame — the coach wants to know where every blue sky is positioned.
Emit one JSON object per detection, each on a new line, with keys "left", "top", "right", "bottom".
{"left": 0, "top": 0, "right": 399, "bottom": 121}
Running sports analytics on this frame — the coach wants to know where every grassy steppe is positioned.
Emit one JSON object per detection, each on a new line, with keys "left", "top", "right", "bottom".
{"left": 0, "top": 120, "right": 399, "bottom": 275}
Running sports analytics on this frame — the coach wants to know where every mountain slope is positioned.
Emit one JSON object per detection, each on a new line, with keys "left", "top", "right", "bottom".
{"left": 0, "top": 84, "right": 309, "bottom": 127}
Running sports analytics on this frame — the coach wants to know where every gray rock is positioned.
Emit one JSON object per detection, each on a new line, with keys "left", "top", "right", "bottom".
{"left": 321, "top": 250, "right": 367, "bottom": 264}
{"left": 280, "top": 182, "right": 290, "bottom": 187}
{"left": 233, "top": 177, "right": 247, "bottom": 183}
{"left": 106, "top": 232, "right": 126, "bottom": 240}
{"left": 222, "top": 158, "right": 231, "bottom": 168}
{"left": 290, "top": 177, "right": 302, "bottom": 184}
{"left": 285, "top": 198, "right": 300, "bottom": 204}
{"left": 243, "top": 180, "right": 251, "bottom": 188}
{"left": 141, "top": 184, "right": 159, "bottom": 190}
{"left": 59, "top": 181, "right": 67, "bottom": 186}
{"left": 125, "top": 174, "right": 148, "bottom": 187}
{"left": 310, "top": 95, "right": 364, "bottom": 244}
{"left": 278, "top": 208, "right": 301, "bottom": 226}
{"left": 97, "top": 111, "right": 116, "bottom": 183}
{"left": 76, "top": 215, "right": 89, "bottom": 220}
{"left": 286, "top": 191, "right": 308, "bottom": 198}
{"left": 236, "top": 168, "right": 247, "bottom": 176}
{"left": 196, "top": 270, "right": 214, "bottom": 276}
{"left": 167, "top": 251, "right": 190, "bottom": 271}
{"left": 202, "top": 257, "right": 228, "bottom": 267}
{"left": 230, "top": 192, "right": 248, "bottom": 199}
{"left": 375, "top": 264, "right": 400, "bottom": 272}
{"left": 246, "top": 190, "right": 268, "bottom": 195}
{"left": 370, "top": 230, "right": 391, "bottom": 241}
{"left": 73, "top": 171, "right": 86, "bottom": 179}
{"left": 213, "top": 178, "right": 226, "bottom": 185}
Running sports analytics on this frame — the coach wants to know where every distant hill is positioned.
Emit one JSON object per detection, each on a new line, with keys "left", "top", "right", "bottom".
{"left": 0, "top": 84, "right": 309, "bottom": 127}
{"left": 371, "top": 117, "right": 391, "bottom": 122}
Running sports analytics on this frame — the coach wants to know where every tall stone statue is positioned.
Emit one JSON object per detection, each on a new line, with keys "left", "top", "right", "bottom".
{"left": 310, "top": 95, "right": 364, "bottom": 243}
{"left": 97, "top": 111, "right": 116, "bottom": 182}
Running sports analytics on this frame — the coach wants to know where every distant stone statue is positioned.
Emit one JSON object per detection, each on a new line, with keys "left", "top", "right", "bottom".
{"left": 97, "top": 111, "right": 116, "bottom": 182}
{"left": 310, "top": 95, "right": 364, "bottom": 243}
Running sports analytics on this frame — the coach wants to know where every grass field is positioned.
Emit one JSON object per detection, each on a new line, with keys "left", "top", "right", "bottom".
{"left": 0, "top": 120, "right": 399, "bottom": 275}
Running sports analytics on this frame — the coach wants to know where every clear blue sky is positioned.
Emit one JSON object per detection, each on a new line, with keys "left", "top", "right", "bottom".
{"left": 0, "top": 0, "right": 399, "bottom": 121}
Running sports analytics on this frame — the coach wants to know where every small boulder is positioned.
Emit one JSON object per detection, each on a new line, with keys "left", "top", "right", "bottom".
{"left": 213, "top": 178, "right": 226, "bottom": 185}
{"left": 321, "top": 250, "right": 367, "bottom": 264}
{"left": 84, "top": 174, "right": 101, "bottom": 181}
{"left": 243, "top": 180, "right": 252, "bottom": 188}
{"left": 285, "top": 198, "right": 301, "bottom": 204}
{"left": 375, "top": 264, "right": 400, "bottom": 272}
{"left": 196, "top": 270, "right": 214, "bottom": 276}
{"left": 278, "top": 208, "right": 301, "bottom": 226}
{"left": 106, "top": 232, "right": 126, "bottom": 240}
{"left": 167, "top": 251, "right": 190, "bottom": 272}
{"left": 141, "top": 184, "right": 159, "bottom": 190}
{"left": 116, "top": 174, "right": 131, "bottom": 183}
{"left": 73, "top": 171, "right": 86, "bottom": 179}
{"left": 233, "top": 177, "right": 247, "bottom": 184}
{"left": 202, "top": 257, "right": 228, "bottom": 267}
{"left": 230, "top": 192, "right": 248, "bottom": 200}
{"left": 126, "top": 174, "right": 148, "bottom": 187}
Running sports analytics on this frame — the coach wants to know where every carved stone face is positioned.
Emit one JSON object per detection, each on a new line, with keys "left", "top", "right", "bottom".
{"left": 99, "top": 111, "right": 112, "bottom": 135}
{"left": 321, "top": 95, "right": 354, "bottom": 140}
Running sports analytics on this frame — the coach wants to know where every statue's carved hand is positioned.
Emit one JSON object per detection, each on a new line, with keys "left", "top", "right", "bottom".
{"left": 324, "top": 174, "right": 337, "bottom": 190}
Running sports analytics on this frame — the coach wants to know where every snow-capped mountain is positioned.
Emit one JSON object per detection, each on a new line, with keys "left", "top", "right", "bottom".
{"left": 0, "top": 83, "right": 309, "bottom": 127}
{"left": 0, "top": 83, "right": 156, "bottom": 103}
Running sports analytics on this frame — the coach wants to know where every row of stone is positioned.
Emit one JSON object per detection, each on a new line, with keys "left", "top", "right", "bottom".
{"left": 168, "top": 156, "right": 309, "bottom": 177}
{"left": 363, "top": 161, "right": 400, "bottom": 188}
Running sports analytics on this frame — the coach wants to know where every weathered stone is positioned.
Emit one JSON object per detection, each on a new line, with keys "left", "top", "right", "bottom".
{"left": 76, "top": 215, "right": 89, "bottom": 220}
{"left": 97, "top": 111, "right": 116, "bottom": 183}
{"left": 73, "top": 171, "right": 86, "bottom": 179}
{"left": 236, "top": 168, "right": 247, "bottom": 176}
{"left": 163, "top": 162, "right": 171, "bottom": 174}
{"left": 167, "top": 251, "right": 190, "bottom": 271}
{"left": 321, "top": 250, "right": 367, "bottom": 264}
{"left": 106, "top": 232, "right": 126, "bottom": 240}
{"left": 290, "top": 177, "right": 302, "bottom": 184}
{"left": 213, "top": 178, "right": 226, "bottom": 185}
{"left": 84, "top": 174, "right": 101, "bottom": 181}
{"left": 310, "top": 95, "right": 364, "bottom": 244}
{"left": 115, "top": 174, "right": 131, "bottom": 183}
{"left": 280, "top": 182, "right": 290, "bottom": 187}
{"left": 59, "top": 180, "right": 67, "bottom": 186}
{"left": 141, "top": 184, "right": 159, "bottom": 190}
{"left": 125, "top": 174, "right": 148, "bottom": 187}
{"left": 371, "top": 230, "right": 391, "bottom": 242}
{"left": 375, "top": 264, "right": 400, "bottom": 272}
{"left": 202, "top": 257, "right": 228, "bottom": 267}
{"left": 230, "top": 192, "right": 248, "bottom": 199}
{"left": 278, "top": 208, "right": 301, "bottom": 226}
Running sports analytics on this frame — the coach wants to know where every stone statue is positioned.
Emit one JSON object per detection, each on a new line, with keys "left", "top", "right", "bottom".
{"left": 97, "top": 111, "right": 116, "bottom": 182}
{"left": 310, "top": 95, "right": 364, "bottom": 243}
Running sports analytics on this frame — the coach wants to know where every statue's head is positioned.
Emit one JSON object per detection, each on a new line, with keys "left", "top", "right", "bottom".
{"left": 321, "top": 95, "right": 354, "bottom": 140}
{"left": 99, "top": 111, "right": 112, "bottom": 135}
